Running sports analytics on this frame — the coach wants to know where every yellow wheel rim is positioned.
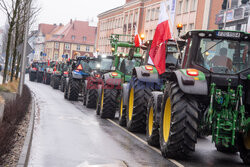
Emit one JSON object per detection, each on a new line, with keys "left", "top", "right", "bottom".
{"left": 100, "top": 89, "right": 104, "bottom": 111}
{"left": 120, "top": 97, "right": 123, "bottom": 118}
{"left": 244, "top": 130, "right": 250, "bottom": 149}
{"left": 163, "top": 97, "right": 171, "bottom": 143}
{"left": 128, "top": 88, "right": 134, "bottom": 121}
{"left": 148, "top": 106, "right": 154, "bottom": 136}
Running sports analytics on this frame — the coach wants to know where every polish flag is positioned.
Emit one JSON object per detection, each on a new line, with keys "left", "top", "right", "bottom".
{"left": 149, "top": 1, "right": 173, "bottom": 74}
{"left": 48, "top": 60, "right": 50, "bottom": 66}
{"left": 134, "top": 27, "right": 142, "bottom": 47}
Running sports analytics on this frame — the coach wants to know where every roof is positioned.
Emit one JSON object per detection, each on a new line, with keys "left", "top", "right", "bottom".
{"left": 38, "top": 24, "right": 58, "bottom": 35}
{"left": 47, "top": 20, "right": 97, "bottom": 46}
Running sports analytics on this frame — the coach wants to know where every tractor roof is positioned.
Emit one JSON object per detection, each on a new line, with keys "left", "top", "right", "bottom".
{"left": 181, "top": 29, "right": 250, "bottom": 40}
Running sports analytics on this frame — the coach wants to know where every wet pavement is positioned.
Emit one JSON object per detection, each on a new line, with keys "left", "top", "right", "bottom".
{"left": 26, "top": 79, "right": 176, "bottom": 167}
{"left": 26, "top": 78, "right": 245, "bottom": 167}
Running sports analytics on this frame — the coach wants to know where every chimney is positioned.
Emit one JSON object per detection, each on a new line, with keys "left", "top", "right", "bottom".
{"left": 70, "top": 19, "right": 73, "bottom": 24}
{"left": 53, "top": 23, "right": 56, "bottom": 26}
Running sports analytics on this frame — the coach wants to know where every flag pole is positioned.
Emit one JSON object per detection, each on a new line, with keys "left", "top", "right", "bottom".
{"left": 163, "top": 0, "right": 182, "bottom": 56}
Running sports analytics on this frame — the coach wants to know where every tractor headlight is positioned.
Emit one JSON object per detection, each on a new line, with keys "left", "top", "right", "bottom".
{"left": 96, "top": 63, "right": 101, "bottom": 68}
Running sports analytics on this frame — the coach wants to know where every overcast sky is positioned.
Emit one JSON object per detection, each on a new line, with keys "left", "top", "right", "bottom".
{"left": 0, "top": 0, "right": 125, "bottom": 28}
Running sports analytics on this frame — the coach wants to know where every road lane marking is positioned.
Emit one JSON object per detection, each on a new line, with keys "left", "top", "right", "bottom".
{"left": 107, "top": 119, "right": 184, "bottom": 167}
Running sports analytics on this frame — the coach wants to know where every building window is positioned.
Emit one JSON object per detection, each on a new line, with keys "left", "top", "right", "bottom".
{"left": 65, "top": 43, "right": 70, "bottom": 50}
{"left": 178, "top": 1, "right": 183, "bottom": 14}
{"left": 72, "top": 35, "right": 75, "bottom": 40}
{"left": 77, "top": 44, "right": 81, "bottom": 51}
{"left": 151, "top": 8, "right": 155, "bottom": 20}
{"left": 83, "top": 36, "right": 87, "bottom": 41}
{"left": 145, "top": 30, "right": 148, "bottom": 40}
{"left": 146, "top": 9, "right": 150, "bottom": 21}
{"left": 55, "top": 42, "right": 59, "bottom": 49}
{"left": 155, "top": 7, "right": 160, "bottom": 20}
{"left": 125, "top": 15, "right": 128, "bottom": 24}
{"left": 189, "top": 23, "right": 194, "bottom": 30}
{"left": 184, "top": 0, "right": 189, "bottom": 12}
{"left": 191, "top": 0, "right": 196, "bottom": 11}
{"left": 86, "top": 46, "right": 90, "bottom": 52}
{"left": 149, "top": 30, "right": 153, "bottom": 40}
{"left": 134, "top": 12, "right": 138, "bottom": 23}
{"left": 183, "top": 24, "right": 187, "bottom": 32}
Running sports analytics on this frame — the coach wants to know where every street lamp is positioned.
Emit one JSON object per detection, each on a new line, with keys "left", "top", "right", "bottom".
{"left": 177, "top": 23, "right": 183, "bottom": 36}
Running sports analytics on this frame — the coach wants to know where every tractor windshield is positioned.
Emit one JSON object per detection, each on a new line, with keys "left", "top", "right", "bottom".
{"left": 197, "top": 38, "right": 250, "bottom": 74}
{"left": 99, "top": 58, "right": 113, "bottom": 71}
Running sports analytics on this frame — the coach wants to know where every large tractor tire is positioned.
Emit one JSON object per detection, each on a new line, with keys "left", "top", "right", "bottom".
{"left": 100, "top": 84, "right": 119, "bottom": 119}
{"left": 45, "top": 73, "right": 51, "bottom": 85}
{"left": 60, "top": 77, "right": 66, "bottom": 92}
{"left": 96, "top": 85, "right": 102, "bottom": 115}
{"left": 160, "top": 82, "right": 199, "bottom": 159}
{"left": 52, "top": 76, "right": 60, "bottom": 89}
{"left": 82, "top": 83, "right": 87, "bottom": 106}
{"left": 86, "top": 89, "right": 98, "bottom": 108}
{"left": 37, "top": 72, "right": 43, "bottom": 83}
{"left": 238, "top": 130, "right": 250, "bottom": 165}
{"left": 146, "top": 91, "right": 163, "bottom": 146}
{"left": 67, "top": 79, "right": 80, "bottom": 101}
{"left": 118, "top": 92, "right": 126, "bottom": 126}
{"left": 126, "top": 77, "right": 154, "bottom": 132}
{"left": 64, "top": 82, "right": 69, "bottom": 99}
{"left": 29, "top": 73, "right": 35, "bottom": 82}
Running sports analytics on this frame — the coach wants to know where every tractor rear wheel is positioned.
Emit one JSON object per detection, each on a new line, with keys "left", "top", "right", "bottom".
{"left": 67, "top": 79, "right": 79, "bottom": 101}
{"left": 37, "top": 72, "right": 43, "bottom": 83}
{"left": 126, "top": 77, "right": 153, "bottom": 132}
{"left": 160, "top": 82, "right": 199, "bottom": 158}
{"left": 29, "top": 73, "right": 36, "bottom": 81}
{"left": 146, "top": 92, "right": 163, "bottom": 146}
{"left": 86, "top": 89, "right": 98, "bottom": 108}
{"left": 82, "top": 83, "right": 87, "bottom": 106}
{"left": 53, "top": 76, "right": 60, "bottom": 89}
{"left": 100, "top": 85, "right": 119, "bottom": 119}
{"left": 238, "top": 130, "right": 250, "bottom": 165}
{"left": 64, "top": 82, "right": 69, "bottom": 99}
{"left": 60, "top": 77, "right": 66, "bottom": 92}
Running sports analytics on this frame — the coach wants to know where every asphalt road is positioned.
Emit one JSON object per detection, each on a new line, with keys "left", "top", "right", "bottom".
{"left": 26, "top": 78, "right": 246, "bottom": 167}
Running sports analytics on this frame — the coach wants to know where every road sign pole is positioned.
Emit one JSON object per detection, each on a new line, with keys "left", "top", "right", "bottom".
{"left": 18, "top": 1, "right": 31, "bottom": 95}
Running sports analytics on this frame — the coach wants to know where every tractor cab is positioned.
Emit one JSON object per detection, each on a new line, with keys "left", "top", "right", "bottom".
{"left": 180, "top": 30, "right": 250, "bottom": 89}
{"left": 96, "top": 55, "right": 114, "bottom": 73}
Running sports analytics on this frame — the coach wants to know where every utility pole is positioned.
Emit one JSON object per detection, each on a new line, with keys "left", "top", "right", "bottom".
{"left": 18, "top": 0, "right": 31, "bottom": 95}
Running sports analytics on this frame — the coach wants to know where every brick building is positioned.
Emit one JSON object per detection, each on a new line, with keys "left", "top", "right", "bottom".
{"left": 97, "top": 0, "right": 223, "bottom": 54}
{"left": 45, "top": 20, "right": 97, "bottom": 61}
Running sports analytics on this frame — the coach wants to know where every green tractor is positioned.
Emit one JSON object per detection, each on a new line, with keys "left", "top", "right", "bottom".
{"left": 143, "top": 30, "right": 250, "bottom": 164}
{"left": 96, "top": 34, "right": 143, "bottom": 119}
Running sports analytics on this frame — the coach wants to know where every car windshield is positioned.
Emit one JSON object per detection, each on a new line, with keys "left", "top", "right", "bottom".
{"left": 166, "top": 44, "right": 178, "bottom": 65}
{"left": 99, "top": 58, "right": 113, "bottom": 71}
{"left": 197, "top": 38, "right": 250, "bottom": 74}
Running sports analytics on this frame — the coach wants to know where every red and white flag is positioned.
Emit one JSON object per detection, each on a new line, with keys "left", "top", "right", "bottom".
{"left": 134, "top": 27, "right": 142, "bottom": 47}
{"left": 149, "top": 1, "right": 173, "bottom": 74}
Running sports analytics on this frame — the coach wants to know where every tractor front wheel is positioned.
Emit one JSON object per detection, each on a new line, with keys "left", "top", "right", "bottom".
{"left": 118, "top": 95, "right": 126, "bottom": 126}
{"left": 86, "top": 89, "right": 98, "bottom": 108}
{"left": 100, "top": 85, "right": 119, "bottom": 119}
{"left": 67, "top": 79, "right": 79, "bottom": 101}
{"left": 53, "top": 76, "right": 60, "bottom": 89}
{"left": 146, "top": 92, "right": 163, "bottom": 146}
{"left": 160, "top": 82, "right": 199, "bottom": 158}
{"left": 126, "top": 77, "right": 153, "bottom": 132}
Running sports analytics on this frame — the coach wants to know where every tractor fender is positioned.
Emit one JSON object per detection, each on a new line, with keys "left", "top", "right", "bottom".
{"left": 173, "top": 70, "right": 208, "bottom": 95}
{"left": 72, "top": 71, "right": 83, "bottom": 79}
{"left": 133, "top": 67, "right": 160, "bottom": 84}
{"left": 103, "top": 73, "right": 121, "bottom": 86}
{"left": 122, "top": 83, "right": 130, "bottom": 107}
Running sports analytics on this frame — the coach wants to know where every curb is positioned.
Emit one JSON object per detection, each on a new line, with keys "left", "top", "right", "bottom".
{"left": 17, "top": 93, "right": 36, "bottom": 167}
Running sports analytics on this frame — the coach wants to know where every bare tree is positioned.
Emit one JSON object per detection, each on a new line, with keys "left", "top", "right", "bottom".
{"left": 0, "top": 0, "right": 21, "bottom": 83}
{"left": 0, "top": 0, "right": 40, "bottom": 83}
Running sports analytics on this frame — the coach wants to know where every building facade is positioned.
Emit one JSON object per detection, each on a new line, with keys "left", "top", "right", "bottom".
{"left": 45, "top": 20, "right": 97, "bottom": 61}
{"left": 96, "top": 0, "right": 223, "bottom": 54}
{"left": 215, "top": 0, "right": 250, "bottom": 31}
